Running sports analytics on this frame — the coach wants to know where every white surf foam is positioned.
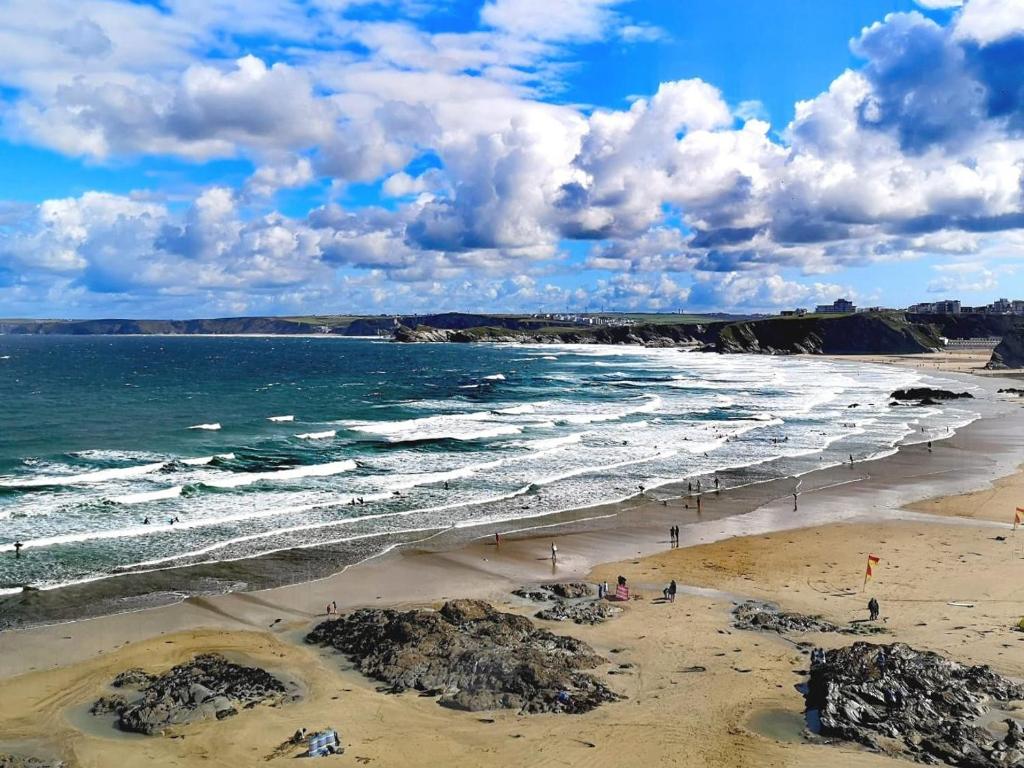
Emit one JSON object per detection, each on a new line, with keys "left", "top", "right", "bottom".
{"left": 348, "top": 410, "right": 523, "bottom": 442}
{"left": 201, "top": 459, "right": 358, "bottom": 489}
{"left": 180, "top": 453, "right": 235, "bottom": 466}
{"left": 495, "top": 404, "right": 535, "bottom": 415}
{"left": 482, "top": 373, "right": 506, "bottom": 380}
{"left": 112, "top": 486, "right": 184, "bottom": 505}
{"left": 188, "top": 423, "right": 221, "bottom": 431}
{"left": 0, "top": 461, "right": 167, "bottom": 488}
{"left": 295, "top": 430, "right": 336, "bottom": 440}
{"left": 268, "top": 415, "right": 295, "bottom": 422}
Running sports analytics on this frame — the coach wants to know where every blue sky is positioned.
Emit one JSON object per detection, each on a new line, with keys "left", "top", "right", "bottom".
{"left": 0, "top": 0, "right": 1021, "bottom": 318}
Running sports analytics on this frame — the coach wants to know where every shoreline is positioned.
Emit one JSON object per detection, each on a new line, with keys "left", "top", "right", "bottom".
{"left": 1, "top": 362, "right": 1022, "bottom": 680}
{"left": 0, "top": 358, "right": 1002, "bottom": 631}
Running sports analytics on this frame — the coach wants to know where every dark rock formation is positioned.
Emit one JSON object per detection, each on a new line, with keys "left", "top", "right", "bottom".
{"left": 732, "top": 602, "right": 885, "bottom": 635}
{"left": 733, "top": 601, "right": 843, "bottom": 634}
{"left": 806, "top": 642, "right": 1024, "bottom": 766}
{"left": 988, "top": 329, "right": 1024, "bottom": 369}
{"left": 890, "top": 387, "right": 974, "bottom": 402}
{"left": 0, "top": 757, "right": 64, "bottom": 768}
{"left": 535, "top": 601, "right": 622, "bottom": 625}
{"left": 305, "top": 599, "right": 619, "bottom": 713}
{"left": 90, "top": 695, "right": 128, "bottom": 716}
{"left": 111, "top": 668, "right": 156, "bottom": 689}
{"left": 513, "top": 583, "right": 594, "bottom": 601}
{"left": 96, "top": 654, "right": 289, "bottom": 735}
{"left": 998, "top": 388, "right": 1024, "bottom": 396}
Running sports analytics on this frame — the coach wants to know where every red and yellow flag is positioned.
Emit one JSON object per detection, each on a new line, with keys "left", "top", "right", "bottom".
{"left": 863, "top": 554, "right": 881, "bottom": 588}
{"left": 1015, "top": 507, "right": 1023, "bottom": 530}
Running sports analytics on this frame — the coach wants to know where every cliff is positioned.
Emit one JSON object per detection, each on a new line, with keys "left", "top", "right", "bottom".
{"left": 394, "top": 312, "right": 945, "bottom": 357}
{"left": 392, "top": 322, "right": 717, "bottom": 346}
{"left": 986, "top": 327, "right": 1024, "bottom": 369}
{"left": 714, "top": 313, "right": 941, "bottom": 355}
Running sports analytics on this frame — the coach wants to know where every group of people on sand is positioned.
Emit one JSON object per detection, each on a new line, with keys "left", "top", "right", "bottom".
{"left": 141, "top": 516, "right": 178, "bottom": 525}
{"left": 325, "top": 600, "right": 338, "bottom": 616}
{"left": 668, "top": 526, "right": 680, "bottom": 546}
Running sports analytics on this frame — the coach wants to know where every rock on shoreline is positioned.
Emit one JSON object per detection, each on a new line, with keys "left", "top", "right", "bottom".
{"left": 732, "top": 601, "right": 885, "bottom": 635}
{"left": 93, "top": 653, "right": 290, "bottom": 735}
{"left": 806, "top": 642, "right": 1024, "bottom": 766}
{"left": 306, "top": 599, "right": 619, "bottom": 713}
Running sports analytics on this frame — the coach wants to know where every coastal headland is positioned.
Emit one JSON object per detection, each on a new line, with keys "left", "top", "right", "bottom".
{"left": 1, "top": 358, "right": 1023, "bottom": 768}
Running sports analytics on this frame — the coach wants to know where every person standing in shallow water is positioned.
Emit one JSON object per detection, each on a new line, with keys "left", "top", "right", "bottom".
{"left": 550, "top": 542, "right": 557, "bottom": 563}
{"left": 13, "top": 541, "right": 22, "bottom": 558}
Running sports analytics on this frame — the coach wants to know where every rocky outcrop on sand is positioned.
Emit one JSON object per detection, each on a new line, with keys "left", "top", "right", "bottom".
{"left": 733, "top": 601, "right": 843, "bottom": 634}
{"left": 536, "top": 601, "right": 622, "bottom": 625}
{"left": 94, "top": 654, "right": 289, "bottom": 735}
{"left": 513, "top": 583, "right": 618, "bottom": 625}
{"left": 806, "top": 642, "right": 1024, "bottom": 767}
{"left": 0, "top": 757, "right": 64, "bottom": 768}
{"left": 890, "top": 387, "right": 974, "bottom": 402}
{"left": 305, "top": 599, "right": 619, "bottom": 713}
{"left": 732, "top": 602, "right": 885, "bottom": 635}
{"left": 512, "top": 583, "right": 594, "bottom": 601}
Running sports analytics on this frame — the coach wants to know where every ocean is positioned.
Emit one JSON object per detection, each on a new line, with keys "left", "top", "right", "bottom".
{"left": 0, "top": 335, "right": 981, "bottom": 595}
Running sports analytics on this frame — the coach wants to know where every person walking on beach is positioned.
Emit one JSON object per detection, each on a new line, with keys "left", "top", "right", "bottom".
{"left": 868, "top": 597, "right": 880, "bottom": 621}
{"left": 714, "top": 476, "right": 720, "bottom": 492}
{"left": 668, "top": 580, "right": 677, "bottom": 603}
{"left": 597, "top": 582, "right": 604, "bottom": 599}
{"left": 927, "top": 441, "right": 932, "bottom": 453}
{"left": 331, "top": 600, "right": 337, "bottom": 615}
{"left": 551, "top": 542, "right": 558, "bottom": 563}
{"left": 495, "top": 532, "right": 501, "bottom": 547}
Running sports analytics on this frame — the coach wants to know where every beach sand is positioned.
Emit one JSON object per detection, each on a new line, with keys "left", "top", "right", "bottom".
{"left": 830, "top": 350, "right": 1022, "bottom": 377}
{"left": 906, "top": 463, "right": 1024, "bottom": 523}
{"left": 2, "top": 359, "right": 1024, "bottom": 767}
{"left": 4, "top": 518, "right": 1022, "bottom": 768}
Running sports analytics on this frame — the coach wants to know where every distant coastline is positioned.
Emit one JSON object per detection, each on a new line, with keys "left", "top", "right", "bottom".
{"left": 4, "top": 311, "right": 1022, "bottom": 368}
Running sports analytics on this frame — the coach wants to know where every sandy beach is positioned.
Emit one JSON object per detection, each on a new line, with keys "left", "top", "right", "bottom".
{"left": 2, "top": 359, "right": 1024, "bottom": 768}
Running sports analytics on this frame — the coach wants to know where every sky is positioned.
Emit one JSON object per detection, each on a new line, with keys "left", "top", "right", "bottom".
{"left": 0, "top": 0, "right": 1023, "bottom": 318}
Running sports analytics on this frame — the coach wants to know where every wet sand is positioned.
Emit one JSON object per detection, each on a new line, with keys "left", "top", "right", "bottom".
{"left": 1, "top": 360, "right": 1024, "bottom": 767}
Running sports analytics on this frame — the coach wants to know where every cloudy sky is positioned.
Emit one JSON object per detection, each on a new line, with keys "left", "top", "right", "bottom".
{"left": 0, "top": 0, "right": 1022, "bottom": 318}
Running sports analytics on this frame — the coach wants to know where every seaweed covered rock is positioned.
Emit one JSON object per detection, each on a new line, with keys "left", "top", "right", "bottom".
{"left": 732, "top": 601, "right": 885, "bottom": 635}
{"left": 110, "top": 668, "right": 156, "bottom": 689}
{"left": 732, "top": 601, "right": 843, "bottom": 634}
{"left": 0, "top": 757, "right": 64, "bottom": 768}
{"left": 535, "top": 601, "right": 622, "bottom": 625}
{"left": 513, "top": 583, "right": 594, "bottom": 602}
{"left": 306, "top": 599, "right": 618, "bottom": 713}
{"left": 806, "top": 642, "right": 1024, "bottom": 766}
{"left": 98, "top": 654, "right": 289, "bottom": 735}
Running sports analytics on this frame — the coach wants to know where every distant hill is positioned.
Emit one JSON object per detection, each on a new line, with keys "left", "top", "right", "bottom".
{"left": 6, "top": 311, "right": 1018, "bottom": 360}
{"left": 391, "top": 311, "right": 1015, "bottom": 356}
{"left": 0, "top": 312, "right": 738, "bottom": 337}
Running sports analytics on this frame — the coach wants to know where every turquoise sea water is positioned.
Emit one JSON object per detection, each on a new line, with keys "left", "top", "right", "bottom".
{"left": 0, "top": 336, "right": 980, "bottom": 592}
